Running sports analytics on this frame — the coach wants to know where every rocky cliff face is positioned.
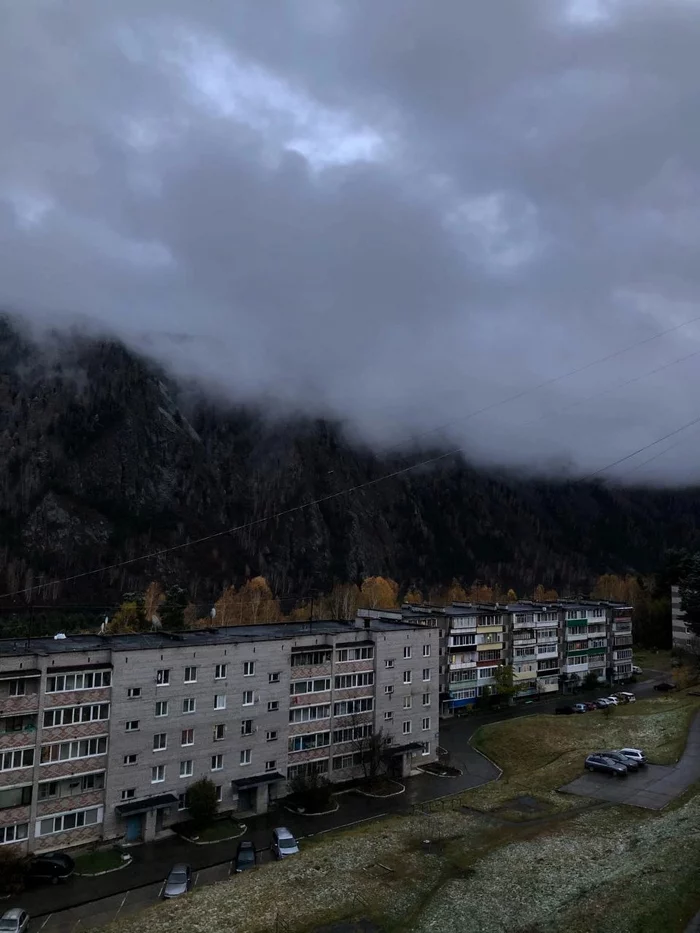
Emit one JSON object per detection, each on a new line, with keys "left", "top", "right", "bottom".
{"left": 1, "top": 316, "right": 699, "bottom": 604}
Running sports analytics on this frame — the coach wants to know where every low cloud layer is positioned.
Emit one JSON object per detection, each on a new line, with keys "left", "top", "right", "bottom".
{"left": 3, "top": 0, "right": 700, "bottom": 484}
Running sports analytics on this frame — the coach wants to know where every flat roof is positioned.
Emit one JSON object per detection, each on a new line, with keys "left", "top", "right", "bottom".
{"left": 0, "top": 618, "right": 424, "bottom": 658}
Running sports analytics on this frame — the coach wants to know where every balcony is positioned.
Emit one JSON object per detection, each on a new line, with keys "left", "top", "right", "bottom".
{"left": 0, "top": 693, "right": 40, "bottom": 717}
{"left": 0, "top": 717, "right": 38, "bottom": 751}
{"left": 536, "top": 647, "right": 558, "bottom": 659}
{"left": 513, "top": 669, "right": 537, "bottom": 682}
{"left": 449, "top": 658, "right": 477, "bottom": 671}
{"left": 565, "top": 631, "right": 589, "bottom": 642}
{"left": 562, "top": 662, "right": 589, "bottom": 674}
{"left": 613, "top": 624, "right": 632, "bottom": 634}
{"left": 512, "top": 636, "right": 536, "bottom": 647}
{"left": 477, "top": 642, "right": 503, "bottom": 652}
{"left": 448, "top": 640, "right": 476, "bottom": 651}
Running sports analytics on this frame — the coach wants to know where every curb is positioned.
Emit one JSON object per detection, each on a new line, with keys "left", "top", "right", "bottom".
{"left": 416, "top": 766, "right": 463, "bottom": 778}
{"left": 355, "top": 781, "right": 405, "bottom": 799}
{"left": 76, "top": 854, "right": 133, "bottom": 877}
{"left": 178, "top": 823, "right": 247, "bottom": 845}
{"left": 284, "top": 800, "right": 340, "bottom": 817}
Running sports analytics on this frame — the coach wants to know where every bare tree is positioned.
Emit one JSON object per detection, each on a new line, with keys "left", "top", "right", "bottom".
{"left": 348, "top": 716, "right": 394, "bottom": 784}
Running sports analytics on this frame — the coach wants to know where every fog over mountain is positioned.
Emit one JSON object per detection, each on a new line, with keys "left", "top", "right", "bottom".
{"left": 3, "top": 1, "right": 700, "bottom": 483}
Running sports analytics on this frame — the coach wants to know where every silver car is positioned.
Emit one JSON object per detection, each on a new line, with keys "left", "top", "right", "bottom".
{"left": 163, "top": 863, "right": 192, "bottom": 898}
{"left": 271, "top": 827, "right": 299, "bottom": 859}
{"left": 0, "top": 910, "right": 29, "bottom": 933}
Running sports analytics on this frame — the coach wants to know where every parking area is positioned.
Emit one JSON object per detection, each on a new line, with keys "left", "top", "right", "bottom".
{"left": 560, "top": 763, "right": 677, "bottom": 809}
{"left": 26, "top": 859, "right": 265, "bottom": 933}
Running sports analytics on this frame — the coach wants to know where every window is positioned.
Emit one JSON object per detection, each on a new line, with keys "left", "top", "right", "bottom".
{"left": 39, "top": 738, "right": 106, "bottom": 764}
{"left": 241, "top": 720, "right": 253, "bottom": 736}
{"left": 153, "top": 733, "right": 167, "bottom": 752}
{"left": 213, "top": 724, "right": 226, "bottom": 742}
{"left": 123, "top": 753, "right": 137, "bottom": 766}
{"left": 43, "top": 704, "right": 110, "bottom": 727}
{"left": 266, "top": 730, "right": 278, "bottom": 742}
{"left": 216, "top": 785, "right": 223, "bottom": 803}
{"left": 290, "top": 678, "right": 330, "bottom": 695}
{"left": 333, "top": 724, "right": 372, "bottom": 744}
{"left": 268, "top": 700, "right": 279, "bottom": 712}
{"left": 151, "top": 765, "right": 165, "bottom": 783}
{"left": 0, "top": 823, "right": 28, "bottom": 845}
{"left": 287, "top": 760, "right": 329, "bottom": 780}
{"left": 215, "top": 664, "right": 227, "bottom": 680}
{"left": 265, "top": 760, "right": 276, "bottom": 772}
{"left": 155, "top": 700, "right": 168, "bottom": 718}
{"left": 403, "top": 696, "right": 412, "bottom": 710}
{"left": 332, "top": 698, "right": 373, "bottom": 716}
{"left": 156, "top": 669, "right": 170, "bottom": 686}
{"left": 45, "top": 670, "right": 111, "bottom": 693}
{"left": 177, "top": 793, "right": 188, "bottom": 811}
{"left": 181, "top": 728, "right": 194, "bottom": 746}
{"left": 385, "top": 659, "right": 395, "bottom": 669}
{"left": 184, "top": 666, "right": 197, "bottom": 683}
{"left": 179, "top": 760, "right": 193, "bottom": 778}
{"left": 403, "top": 671, "right": 412, "bottom": 684}
{"left": 334, "top": 673, "right": 374, "bottom": 690}
{"left": 182, "top": 697, "right": 196, "bottom": 714}
{"left": 0, "top": 786, "right": 32, "bottom": 809}
{"left": 243, "top": 691, "right": 254, "bottom": 706}
{"left": 240, "top": 749, "right": 251, "bottom": 766}
{"left": 384, "top": 685, "right": 394, "bottom": 695}
{"left": 332, "top": 752, "right": 363, "bottom": 770}
{"left": 8, "top": 679, "right": 26, "bottom": 697}
{"left": 384, "top": 711, "right": 393, "bottom": 722}
{"left": 125, "top": 720, "right": 139, "bottom": 732}
{"left": 422, "top": 716, "right": 431, "bottom": 731}
{"left": 269, "top": 672, "right": 280, "bottom": 684}
{"left": 336, "top": 646, "right": 374, "bottom": 662}
{"left": 289, "top": 704, "right": 331, "bottom": 723}
{"left": 288, "top": 731, "right": 330, "bottom": 752}
{"left": 214, "top": 694, "right": 227, "bottom": 710}
{"left": 478, "top": 667, "right": 497, "bottom": 679}
{"left": 121, "top": 789, "right": 136, "bottom": 801}
{"left": 402, "top": 721, "right": 412, "bottom": 735}
{"left": 243, "top": 661, "right": 255, "bottom": 677}
{"left": 423, "top": 644, "right": 431, "bottom": 657}
{"left": 38, "top": 807, "right": 100, "bottom": 837}
{"left": 403, "top": 646, "right": 412, "bottom": 660}
{"left": 2, "top": 717, "right": 25, "bottom": 733}
{"left": 127, "top": 687, "right": 141, "bottom": 699}
{"left": 211, "top": 754, "right": 223, "bottom": 771}
{"left": 422, "top": 693, "right": 431, "bottom": 706}
{"left": 421, "top": 742, "right": 431, "bottom": 756}
{"left": 291, "top": 650, "right": 331, "bottom": 667}
{"left": 422, "top": 668, "right": 430, "bottom": 682}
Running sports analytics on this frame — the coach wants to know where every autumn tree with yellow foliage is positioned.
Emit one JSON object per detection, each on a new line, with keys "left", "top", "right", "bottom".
{"left": 359, "top": 576, "right": 399, "bottom": 610}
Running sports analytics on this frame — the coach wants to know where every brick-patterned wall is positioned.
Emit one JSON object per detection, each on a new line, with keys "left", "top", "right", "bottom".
{"left": 287, "top": 749, "right": 331, "bottom": 765}
{"left": 0, "top": 840, "right": 29, "bottom": 857}
{"left": 38, "top": 754, "right": 108, "bottom": 782}
{"left": 0, "top": 805, "right": 30, "bottom": 827}
{"left": 34, "top": 822, "right": 103, "bottom": 853}
{"left": 36, "top": 790, "right": 105, "bottom": 818}
{"left": 333, "top": 688, "right": 374, "bottom": 702}
{"left": 288, "top": 719, "right": 331, "bottom": 737}
{"left": 0, "top": 694, "right": 40, "bottom": 715}
{"left": 335, "top": 660, "right": 374, "bottom": 674}
{"left": 41, "top": 721, "right": 109, "bottom": 742}
{"left": 0, "top": 731, "right": 38, "bottom": 751}
{"left": 44, "top": 688, "right": 111, "bottom": 708}
{"left": 0, "top": 766, "right": 34, "bottom": 789}
{"left": 289, "top": 663, "right": 332, "bottom": 679}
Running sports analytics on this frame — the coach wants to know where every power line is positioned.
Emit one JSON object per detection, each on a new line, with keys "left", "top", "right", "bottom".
{"left": 618, "top": 426, "right": 700, "bottom": 481}
{"left": 4, "top": 312, "right": 700, "bottom": 602}
{"left": 585, "top": 413, "right": 700, "bottom": 480}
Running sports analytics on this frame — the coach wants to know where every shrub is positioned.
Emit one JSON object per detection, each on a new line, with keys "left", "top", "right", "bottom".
{"left": 186, "top": 778, "right": 219, "bottom": 828}
{"left": 288, "top": 772, "right": 333, "bottom": 812}
{"left": 0, "top": 851, "right": 26, "bottom": 895}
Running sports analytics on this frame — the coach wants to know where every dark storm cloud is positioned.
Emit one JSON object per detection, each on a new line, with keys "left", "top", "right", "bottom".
{"left": 2, "top": 0, "right": 700, "bottom": 483}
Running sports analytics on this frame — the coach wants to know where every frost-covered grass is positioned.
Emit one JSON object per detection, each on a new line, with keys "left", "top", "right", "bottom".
{"left": 458, "top": 693, "right": 700, "bottom": 814}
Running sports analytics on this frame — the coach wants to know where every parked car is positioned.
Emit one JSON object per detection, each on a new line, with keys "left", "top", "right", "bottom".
{"left": 620, "top": 747, "right": 648, "bottom": 767}
{"left": 0, "top": 910, "right": 29, "bottom": 933}
{"left": 596, "top": 698, "right": 611, "bottom": 708}
{"left": 617, "top": 692, "right": 636, "bottom": 703}
{"left": 584, "top": 702, "right": 598, "bottom": 711}
{"left": 584, "top": 754, "right": 628, "bottom": 778}
{"left": 271, "top": 827, "right": 299, "bottom": 859}
{"left": 555, "top": 706, "right": 574, "bottom": 715}
{"left": 163, "top": 864, "right": 192, "bottom": 899}
{"left": 632, "top": 665, "right": 643, "bottom": 675}
{"left": 605, "top": 696, "right": 620, "bottom": 705}
{"left": 598, "top": 750, "right": 640, "bottom": 771}
{"left": 233, "top": 840, "right": 257, "bottom": 873}
{"left": 25, "top": 852, "right": 75, "bottom": 884}
{"left": 654, "top": 682, "right": 676, "bottom": 692}
{"left": 571, "top": 703, "right": 587, "bottom": 714}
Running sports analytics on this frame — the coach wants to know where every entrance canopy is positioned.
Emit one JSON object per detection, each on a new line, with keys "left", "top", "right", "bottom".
{"left": 232, "top": 772, "right": 285, "bottom": 790}
{"left": 115, "top": 793, "right": 178, "bottom": 816}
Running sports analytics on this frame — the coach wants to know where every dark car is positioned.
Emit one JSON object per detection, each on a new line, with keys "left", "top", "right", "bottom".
{"left": 233, "top": 840, "right": 257, "bottom": 873}
{"left": 584, "top": 754, "right": 628, "bottom": 778}
{"left": 25, "top": 852, "right": 75, "bottom": 885}
{"left": 598, "top": 750, "right": 639, "bottom": 772}
{"left": 555, "top": 706, "right": 574, "bottom": 715}
{"left": 654, "top": 682, "right": 676, "bottom": 692}
{"left": 163, "top": 863, "right": 192, "bottom": 899}
{"left": 584, "top": 702, "right": 598, "bottom": 711}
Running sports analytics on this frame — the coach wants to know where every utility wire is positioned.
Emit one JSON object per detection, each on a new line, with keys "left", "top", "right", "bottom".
{"left": 585, "top": 414, "right": 700, "bottom": 480}
{"left": 4, "top": 312, "right": 700, "bottom": 602}
{"left": 618, "top": 426, "right": 700, "bottom": 481}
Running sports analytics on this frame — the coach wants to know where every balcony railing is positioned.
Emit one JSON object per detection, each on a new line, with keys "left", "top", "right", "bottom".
{"left": 512, "top": 636, "right": 536, "bottom": 646}
{"left": 449, "top": 658, "right": 477, "bottom": 671}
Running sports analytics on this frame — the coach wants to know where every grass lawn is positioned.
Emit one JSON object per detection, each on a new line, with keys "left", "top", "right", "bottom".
{"left": 457, "top": 692, "right": 700, "bottom": 814}
{"left": 192, "top": 819, "right": 245, "bottom": 842}
{"left": 74, "top": 849, "right": 126, "bottom": 874}
{"left": 634, "top": 648, "right": 674, "bottom": 673}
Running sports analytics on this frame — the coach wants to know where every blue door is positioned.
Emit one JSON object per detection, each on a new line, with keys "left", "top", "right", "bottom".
{"left": 125, "top": 815, "right": 142, "bottom": 842}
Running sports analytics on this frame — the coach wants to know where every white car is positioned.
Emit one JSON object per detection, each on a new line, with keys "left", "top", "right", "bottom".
{"left": 617, "top": 691, "right": 636, "bottom": 703}
{"left": 0, "top": 910, "right": 30, "bottom": 933}
{"left": 605, "top": 696, "right": 620, "bottom": 706}
{"left": 620, "top": 747, "right": 647, "bottom": 766}
{"left": 632, "top": 665, "right": 643, "bottom": 675}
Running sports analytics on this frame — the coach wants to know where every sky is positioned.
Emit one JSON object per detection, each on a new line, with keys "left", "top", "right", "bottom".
{"left": 3, "top": 0, "right": 700, "bottom": 484}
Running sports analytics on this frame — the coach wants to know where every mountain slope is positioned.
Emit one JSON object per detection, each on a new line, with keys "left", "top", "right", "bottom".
{"left": 1, "top": 316, "right": 698, "bottom": 604}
